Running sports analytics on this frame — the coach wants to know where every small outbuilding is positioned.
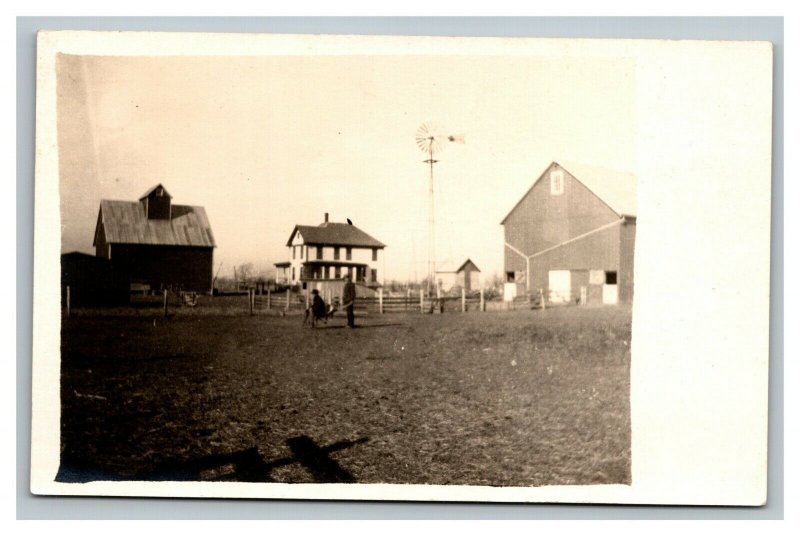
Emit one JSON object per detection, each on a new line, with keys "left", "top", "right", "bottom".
{"left": 435, "top": 259, "right": 482, "bottom": 293}
{"left": 61, "top": 252, "right": 128, "bottom": 306}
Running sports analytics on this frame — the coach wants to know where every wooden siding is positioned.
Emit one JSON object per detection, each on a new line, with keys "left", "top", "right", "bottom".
{"left": 529, "top": 224, "right": 621, "bottom": 294}
{"left": 109, "top": 244, "right": 214, "bottom": 292}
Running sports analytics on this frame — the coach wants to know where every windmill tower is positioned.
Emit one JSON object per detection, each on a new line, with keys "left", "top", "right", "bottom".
{"left": 415, "top": 122, "right": 465, "bottom": 295}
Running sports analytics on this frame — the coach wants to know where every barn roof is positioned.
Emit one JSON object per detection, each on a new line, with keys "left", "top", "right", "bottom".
{"left": 95, "top": 199, "right": 216, "bottom": 247}
{"left": 287, "top": 222, "right": 385, "bottom": 248}
{"left": 557, "top": 161, "right": 637, "bottom": 217}
{"left": 501, "top": 161, "right": 637, "bottom": 224}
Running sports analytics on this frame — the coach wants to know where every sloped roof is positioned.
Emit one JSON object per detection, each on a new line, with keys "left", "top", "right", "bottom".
{"left": 139, "top": 183, "right": 172, "bottom": 200}
{"left": 96, "top": 200, "right": 216, "bottom": 247}
{"left": 436, "top": 258, "right": 481, "bottom": 274}
{"left": 287, "top": 222, "right": 385, "bottom": 248}
{"left": 556, "top": 161, "right": 637, "bottom": 217}
{"left": 501, "top": 161, "right": 637, "bottom": 223}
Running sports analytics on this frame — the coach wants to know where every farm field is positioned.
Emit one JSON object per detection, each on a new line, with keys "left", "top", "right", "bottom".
{"left": 59, "top": 306, "right": 631, "bottom": 487}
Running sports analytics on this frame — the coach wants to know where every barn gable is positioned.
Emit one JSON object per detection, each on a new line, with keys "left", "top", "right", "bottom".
{"left": 501, "top": 161, "right": 637, "bottom": 225}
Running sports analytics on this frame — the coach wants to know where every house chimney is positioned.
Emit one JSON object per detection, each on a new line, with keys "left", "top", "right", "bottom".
{"left": 324, "top": 212, "right": 329, "bottom": 223}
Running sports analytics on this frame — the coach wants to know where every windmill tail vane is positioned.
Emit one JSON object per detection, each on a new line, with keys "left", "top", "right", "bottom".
{"left": 447, "top": 134, "right": 465, "bottom": 144}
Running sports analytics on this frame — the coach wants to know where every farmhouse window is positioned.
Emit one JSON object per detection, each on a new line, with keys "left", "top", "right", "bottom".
{"left": 372, "top": 248, "right": 378, "bottom": 261}
{"left": 605, "top": 271, "right": 618, "bottom": 285}
{"left": 292, "top": 267, "right": 295, "bottom": 280}
{"left": 550, "top": 170, "right": 564, "bottom": 195}
{"left": 334, "top": 247, "right": 340, "bottom": 260}
{"left": 316, "top": 246, "right": 323, "bottom": 260}
{"left": 292, "top": 246, "right": 296, "bottom": 260}
{"left": 371, "top": 268, "right": 378, "bottom": 282}
{"left": 300, "top": 246, "right": 304, "bottom": 259}
{"left": 335, "top": 266, "right": 341, "bottom": 278}
{"left": 346, "top": 247, "right": 352, "bottom": 260}
{"left": 299, "top": 266, "right": 304, "bottom": 279}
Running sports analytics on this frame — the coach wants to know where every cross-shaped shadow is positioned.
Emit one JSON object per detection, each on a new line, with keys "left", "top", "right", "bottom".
{"left": 58, "top": 435, "right": 369, "bottom": 483}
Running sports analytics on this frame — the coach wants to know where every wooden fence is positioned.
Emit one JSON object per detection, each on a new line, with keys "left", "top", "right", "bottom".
{"left": 247, "top": 287, "right": 487, "bottom": 315}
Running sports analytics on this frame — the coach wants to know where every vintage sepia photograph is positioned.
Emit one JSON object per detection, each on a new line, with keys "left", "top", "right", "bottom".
{"left": 31, "top": 31, "right": 773, "bottom": 504}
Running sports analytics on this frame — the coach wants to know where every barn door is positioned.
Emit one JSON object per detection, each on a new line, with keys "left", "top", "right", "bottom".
{"left": 548, "top": 270, "right": 571, "bottom": 304}
{"left": 602, "top": 271, "right": 618, "bottom": 305}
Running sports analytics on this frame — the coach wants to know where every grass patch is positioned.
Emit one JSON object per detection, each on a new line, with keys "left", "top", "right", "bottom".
{"left": 59, "top": 306, "right": 631, "bottom": 487}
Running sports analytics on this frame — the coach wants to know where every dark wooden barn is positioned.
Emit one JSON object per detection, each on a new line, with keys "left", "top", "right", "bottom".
{"left": 93, "top": 184, "right": 216, "bottom": 293}
{"left": 501, "top": 161, "right": 636, "bottom": 305}
{"left": 61, "top": 252, "right": 128, "bottom": 306}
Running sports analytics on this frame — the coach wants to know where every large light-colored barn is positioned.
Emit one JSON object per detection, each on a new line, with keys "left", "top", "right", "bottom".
{"left": 501, "top": 161, "right": 636, "bottom": 305}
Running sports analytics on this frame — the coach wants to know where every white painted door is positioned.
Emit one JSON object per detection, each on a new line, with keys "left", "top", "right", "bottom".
{"left": 602, "top": 284, "right": 618, "bottom": 305}
{"left": 548, "top": 270, "right": 571, "bottom": 303}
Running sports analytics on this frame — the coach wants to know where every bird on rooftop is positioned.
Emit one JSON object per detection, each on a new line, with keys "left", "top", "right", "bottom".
{"left": 347, "top": 218, "right": 353, "bottom": 225}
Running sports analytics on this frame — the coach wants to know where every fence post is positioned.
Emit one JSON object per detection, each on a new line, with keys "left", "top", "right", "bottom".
{"left": 378, "top": 288, "right": 384, "bottom": 314}
{"left": 540, "top": 288, "right": 546, "bottom": 310}
{"left": 580, "top": 286, "right": 587, "bottom": 306}
{"left": 163, "top": 289, "right": 168, "bottom": 317}
{"left": 480, "top": 286, "right": 485, "bottom": 312}
{"left": 267, "top": 288, "right": 271, "bottom": 310}
{"left": 461, "top": 287, "right": 466, "bottom": 313}
{"left": 286, "top": 289, "right": 291, "bottom": 311}
{"left": 249, "top": 289, "right": 254, "bottom": 315}
{"left": 66, "top": 285, "right": 71, "bottom": 317}
{"left": 419, "top": 288, "right": 424, "bottom": 313}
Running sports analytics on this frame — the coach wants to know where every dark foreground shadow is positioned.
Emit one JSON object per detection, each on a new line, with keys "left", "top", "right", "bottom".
{"left": 57, "top": 435, "right": 369, "bottom": 484}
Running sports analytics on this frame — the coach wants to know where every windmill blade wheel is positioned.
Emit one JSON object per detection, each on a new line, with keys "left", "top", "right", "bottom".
{"left": 416, "top": 122, "right": 446, "bottom": 155}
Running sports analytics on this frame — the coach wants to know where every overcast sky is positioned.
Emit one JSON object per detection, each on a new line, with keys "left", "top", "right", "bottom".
{"left": 57, "top": 53, "right": 635, "bottom": 281}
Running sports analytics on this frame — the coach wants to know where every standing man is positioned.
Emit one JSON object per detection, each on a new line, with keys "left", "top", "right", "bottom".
{"left": 342, "top": 273, "right": 356, "bottom": 328}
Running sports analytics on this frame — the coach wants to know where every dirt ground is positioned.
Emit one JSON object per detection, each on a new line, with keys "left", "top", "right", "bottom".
{"left": 59, "top": 306, "right": 631, "bottom": 487}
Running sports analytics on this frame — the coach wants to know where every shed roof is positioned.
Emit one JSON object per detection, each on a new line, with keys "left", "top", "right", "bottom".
{"left": 96, "top": 199, "right": 216, "bottom": 247}
{"left": 287, "top": 222, "right": 385, "bottom": 248}
{"left": 501, "top": 161, "right": 637, "bottom": 224}
{"left": 436, "top": 258, "right": 481, "bottom": 274}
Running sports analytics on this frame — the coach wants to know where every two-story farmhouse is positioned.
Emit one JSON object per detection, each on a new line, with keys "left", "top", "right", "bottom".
{"left": 275, "top": 213, "right": 385, "bottom": 295}
{"left": 93, "top": 184, "right": 216, "bottom": 293}
{"left": 501, "top": 161, "right": 636, "bottom": 305}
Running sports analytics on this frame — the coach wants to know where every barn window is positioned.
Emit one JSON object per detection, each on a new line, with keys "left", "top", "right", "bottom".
{"left": 346, "top": 247, "right": 352, "bottom": 260}
{"left": 550, "top": 170, "right": 564, "bottom": 196}
{"left": 316, "top": 246, "right": 323, "bottom": 260}
{"left": 605, "top": 271, "right": 618, "bottom": 285}
{"left": 334, "top": 247, "right": 340, "bottom": 260}
{"left": 372, "top": 248, "right": 378, "bottom": 261}
{"left": 506, "top": 271, "right": 515, "bottom": 283}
